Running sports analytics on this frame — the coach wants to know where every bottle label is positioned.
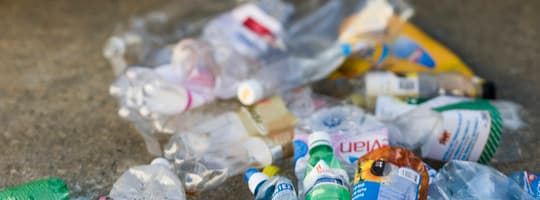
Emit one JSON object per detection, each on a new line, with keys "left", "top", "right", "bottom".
{"left": 303, "top": 160, "right": 349, "bottom": 194}
{"left": 366, "top": 72, "right": 419, "bottom": 97}
{"left": 231, "top": 4, "right": 283, "bottom": 55}
{"left": 352, "top": 160, "right": 421, "bottom": 200}
{"left": 295, "top": 128, "right": 389, "bottom": 165}
{"left": 513, "top": 171, "right": 540, "bottom": 199}
{"left": 273, "top": 182, "right": 297, "bottom": 199}
{"left": 423, "top": 110, "right": 492, "bottom": 161}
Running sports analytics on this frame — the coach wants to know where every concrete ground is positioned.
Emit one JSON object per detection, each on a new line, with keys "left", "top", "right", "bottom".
{"left": 0, "top": 0, "right": 539, "bottom": 199}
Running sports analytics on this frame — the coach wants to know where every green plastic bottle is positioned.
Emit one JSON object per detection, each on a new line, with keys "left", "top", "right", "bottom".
{"left": 304, "top": 131, "right": 351, "bottom": 200}
{"left": 0, "top": 177, "right": 69, "bottom": 200}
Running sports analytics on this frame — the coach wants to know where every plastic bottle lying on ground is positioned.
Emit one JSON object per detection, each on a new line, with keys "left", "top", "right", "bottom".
{"left": 428, "top": 160, "right": 534, "bottom": 200}
{"left": 109, "top": 158, "right": 185, "bottom": 200}
{"left": 163, "top": 97, "right": 297, "bottom": 193}
{"left": 510, "top": 171, "right": 540, "bottom": 199}
{"left": 352, "top": 146, "right": 429, "bottom": 200}
{"left": 0, "top": 177, "right": 70, "bottom": 200}
{"left": 245, "top": 168, "right": 298, "bottom": 200}
{"left": 382, "top": 98, "right": 525, "bottom": 163}
{"left": 303, "top": 131, "right": 351, "bottom": 200}
{"left": 375, "top": 95, "right": 526, "bottom": 131}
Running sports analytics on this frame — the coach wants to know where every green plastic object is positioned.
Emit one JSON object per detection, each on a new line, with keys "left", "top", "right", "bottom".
{"left": 0, "top": 177, "right": 70, "bottom": 200}
{"left": 304, "top": 132, "right": 351, "bottom": 200}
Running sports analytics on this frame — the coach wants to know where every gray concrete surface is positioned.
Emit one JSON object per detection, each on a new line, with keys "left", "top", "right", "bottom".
{"left": 0, "top": 0, "right": 539, "bottom": 199}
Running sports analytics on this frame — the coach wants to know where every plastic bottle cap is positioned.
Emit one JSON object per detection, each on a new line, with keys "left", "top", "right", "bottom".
{"left": 262, "top": 165, "right": 280, "bottom": 177}
{"left": 481, "top": 81, "right": 496, "bottom": 99}
{"left": 244, "top": 168, "right": 268, "bottom": 194}
{"left": 109, "top": 86, "right": 121, "bottom": 95}
{"left": 150, "top": 157, "right": 171, "bottom": 168}
{"left": 308, "top": 131, "right": 331, "bottom": 149}
{"left": 293, "top": 140, "right": 308, "bottom": 163}
{"left": 237, "top": 80, "right": 264, "bottom": 105}
{"left": 118, "top": 107, "right": 130, "bottom": 118}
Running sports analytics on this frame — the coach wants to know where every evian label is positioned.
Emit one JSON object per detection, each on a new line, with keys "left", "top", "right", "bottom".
{"left": 423, "top": 110, "right": 492, "bottom": 161}
{"left": 295, "top": 128, "right": 389, "bottom": 165}
{"left": 332, "top": 129, "right": 389, "bottom": 164}
{"left": 303, "top": 160, "right": 349, "bottom": 193}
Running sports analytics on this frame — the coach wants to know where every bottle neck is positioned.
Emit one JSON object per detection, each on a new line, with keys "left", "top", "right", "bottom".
{"left": 309, "top": 144, "right": 333, "bottom": 156}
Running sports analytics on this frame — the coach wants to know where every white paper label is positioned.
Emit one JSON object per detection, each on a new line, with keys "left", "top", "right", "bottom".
{"left": 423, "top": 110, "right": 492, "bottom": 161}
{"left": 366, "top": 72, "right": 419, "bottom": 97}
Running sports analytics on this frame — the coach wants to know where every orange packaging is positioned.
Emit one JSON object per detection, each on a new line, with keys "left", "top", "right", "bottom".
{"left": 351, "top": 146, "right": 429, "bottom": 200}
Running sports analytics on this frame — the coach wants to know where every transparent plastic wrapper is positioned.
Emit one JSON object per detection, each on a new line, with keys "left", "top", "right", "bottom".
{"left": 109, "top": 158, "right": 186, "bottom": 200}
{"left": 428, "top": 160, "right": 534, "bottom": 200}
{"left": 163, "top": 97, "right": 297, "bottom": 193}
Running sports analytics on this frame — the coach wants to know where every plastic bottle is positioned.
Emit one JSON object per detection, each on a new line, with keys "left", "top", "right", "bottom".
{"left": 295, "top": 105, "right": 389, "bottom": 179}
{"left": 245, "top": 168, "right": 298, "bottom": 200}
{"left": 0, "top": 177, "right": 69, "bottom": 200}
{"left": 303, "top": 131, "right": 351, "bottom": 200}
{"left": 163, "top": 97, "right": 296, "bottom": 193}
{"left": 428, "top": 160, "right": 534, "bottom": 200}
{"left": 109, "top": 158, "right": 186, "bottom": 200}
{"left": 375, "top": 95, "right": 527, "bottom": 131}
{"left": 352, "top": 146, "right": 429, "bottom": 200}
{"left": 293, "top": 140, "right": 309, "bottom": 199}
{"left": 384, "top": 99, "right": 526, "bottom": 163}
{"left": 363, "top": 71, "right": 496, "bottom": 100}
{"left": 510, "top": 171, "right": 540, "bottom": 199}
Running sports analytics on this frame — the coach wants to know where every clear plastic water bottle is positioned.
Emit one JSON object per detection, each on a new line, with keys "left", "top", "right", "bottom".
{"left": 428, "top": 160, "right": 534, "bottom": 200}
{"left": 293, "top": 140, "right": 309, "bottom": 199}
{"left": 363, "top": 71, "right": 495, "bottom": 100}
{"left": 109, "top": 158, "right": 186, "bottom": 200}
{"left": 245, "top": 168, "right": 298, "bottom": 200}
{"left": 384, "top": 99, "right": 525, "bottom": 164}
{"left": 303, "top": 131, "right": 351, "bottom": 200}
{"left": 163, "top": 97, "right": 296, "bottom": 193}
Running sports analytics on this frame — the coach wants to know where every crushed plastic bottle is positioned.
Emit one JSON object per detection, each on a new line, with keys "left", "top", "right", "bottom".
{"left": 510, "top": 171, "right": 540, "bottom": 199}
{"left": 295, "top": 105, "right": 389, "bottom": 178}
{"left": 245, "top": 168, "right": 298, "bottom": 200}
{"left": 375, "top": 95, "right": 527, "bottom": 131}
{"left": 293, "top": 140, "right": 309, "bottom": 199}
{"left": 163, "top": 97, "right": 296, "bottom": 193}
{"left": 236, "top": 0, "right": 374, "bottom": 105}
{"left": 428, "top": 160, "right": 534, "bottom": 200}
{"left": 383, "top": 99, "right": 526, "bottom": 163}
{"left": 109, "top": 158, "right": 186, "bottom": 200}
{"left": 0, "top": 177, "right": 70, "bottom": 200}
{"left": 352, "top": 146, "right": 429, "bottom": 200}
{"left": 303, "top": 131, "right": 351, "bottom": 200}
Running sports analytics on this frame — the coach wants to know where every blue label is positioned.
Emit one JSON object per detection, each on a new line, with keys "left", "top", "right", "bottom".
{"left": 275, "top": 183, "right": 294, "bottom": 192}
{"left": 352, "top": 181, "right": 380, "bottom": 200}
{"left": 391, "top": 36, "right": 435, "bottom": 68}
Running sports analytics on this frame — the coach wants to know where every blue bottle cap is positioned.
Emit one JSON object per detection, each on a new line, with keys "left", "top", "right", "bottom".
{"left": 244, "top": 168, "right": 259, "bottom": 182}
{"left": 293, "top": 140, "right": 308, "bottom": 163}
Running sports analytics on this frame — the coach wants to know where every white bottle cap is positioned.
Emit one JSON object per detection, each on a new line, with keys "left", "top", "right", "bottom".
{"left": 308, "top": 131, "right": 331, "bottom": 149}
{"left": 150, "top": 157, "right": 171, "bottom": 168}
{"left": 247, "top": 172, "right": 268, "bottom": 194}
{"left": 237, "top": 79, "right": 264, "bottom": 105}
